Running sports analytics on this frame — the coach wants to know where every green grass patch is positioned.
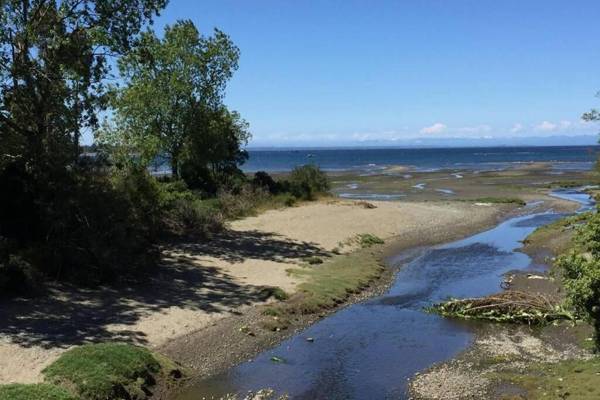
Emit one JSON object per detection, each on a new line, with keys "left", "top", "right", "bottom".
{"left": 356, "top": 233, "right": 385, "bottom": 248}
{"left": 304, "top": 256, "right": 324, "bottom": 265}
{"left": 469, "top": 197, "right": 526, "bottom": 206}
{"left": 496, "top": 357, "right": 600, "bottom": 399}
{"left": 286, "top": 248, "right": 384, "bottom": 315}
{"left": 260, "top": 248, "right": 384, "bottom": 330}
{"left": 258, "top": 286, "right": 289, "bottom": 301}
{"left": 42, "top": 343, "right": 183, "bottom": 400}
{"left": 0, "top": 384, "right": 78, "bottom": 400}
{"left": 522, "top": 212, "right": 592, "bottom": 256}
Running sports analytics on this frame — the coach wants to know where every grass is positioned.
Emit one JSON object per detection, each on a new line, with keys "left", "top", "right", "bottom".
{"left": 42, "top": 343, "right": 183, "bottom": 400}
{"left": 468, "top": 197, "right": 526, "bottom": 206}
{"left": 356, "top": 233, "right": 385, "bottom": 248}
{"left": 522, "top": 212, "right": 592, "bottom": 257}
{"left": 496, "top": 357, "right": 600, "bottom": 399}
{"left": 261, "top": 247, "right": 384, "bottom": 326}
{"left": 0, "top": 384, "right": 78, "bottom": 400}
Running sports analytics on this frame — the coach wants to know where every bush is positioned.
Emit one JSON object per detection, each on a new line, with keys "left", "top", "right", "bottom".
{"left": 0, "top": 254, "right": 41, "bottom": 296}
{"left": 0, "top": 384, "right": 78, "bottom": 400}
{"left": 217, "top": 185, "right": 270, "bottom": 219}
{"left": 0, "top": 163, "right": 160, "bottom": 287}
{"left": 357, "top": 233, "right": 384, "bottom": 248}
{"left": 287, "top": 164, "right": 329, "bottom": 200}
{"left": 557, "top": 211, "right": 600, "bottom": 348}
{"left": 40, "top": 171, "right": 159, "bottom": 283}
{"left": 252, "top": 171, "right": 280, "bottom": 194}
{"left": 164, "top": 198, "right": 224, "bottom": 237}
{"left": 42, "top": 343, "right": 164, "bottom": 400}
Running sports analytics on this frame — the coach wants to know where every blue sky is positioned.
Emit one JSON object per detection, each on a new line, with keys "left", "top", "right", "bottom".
{"left": 151, "top": 0, "right": 600, "bottom": 147}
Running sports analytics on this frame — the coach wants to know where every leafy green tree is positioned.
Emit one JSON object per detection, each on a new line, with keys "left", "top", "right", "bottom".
{"left": 0, "top": 0, "right": 167, "bottom": 176}
{"left": 0, "top": 0, "right": 167, "bottom": 287}
{"left": 180, "top": 106, "right": 250, "bottom": 193}
{"left": 102, "top": 20, "right": 242, "bottom": 179}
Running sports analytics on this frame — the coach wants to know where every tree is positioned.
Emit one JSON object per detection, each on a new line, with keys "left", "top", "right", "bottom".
{"left": 0, "top": 0, "right": 167, "bottom": 177}
{"left": 180, "top": 106, "right": 250, "bottom": 193}
{"left": 0, "top": 0, "right": 167, "bottom": 286}
{"left": 102, "top": 20, "right": 242, "bottom": 179}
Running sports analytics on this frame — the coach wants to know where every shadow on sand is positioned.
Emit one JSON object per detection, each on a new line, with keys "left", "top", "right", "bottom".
{"left": 0, "top": 229, "right": 328, "bottom": 349}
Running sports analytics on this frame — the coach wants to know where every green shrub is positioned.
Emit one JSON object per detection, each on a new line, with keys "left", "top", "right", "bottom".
{"left": 164, "top": 198, "right": 224, "bottom": 237}
{"left": 356, "top": 233, "right": 384, "bottom": 248}
{"left": 252, "top": 171, "right": 280, "bottom": 194}
{"left": 287, "top": 164, "right": 330, "bottom": 200}
{"left": 557, "top": 211, "right": 600, "bottom": 348}
{"left": 0, "top": 384, "right": 78, "bottom": 400}
{"left": 217, "top": 185, "right": 269, "bottom": 219}
{"left": 0, "top": 254, "right": 41, "bottom": 296}
{"left": 156, "top": 180, "right": 198, "bottom": 208}
{"left": 42, "top": 343, "right": 164, "bottom": 400}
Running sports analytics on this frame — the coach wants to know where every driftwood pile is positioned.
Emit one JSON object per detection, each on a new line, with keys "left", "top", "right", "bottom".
{"left": 429, "top": 290, "right": 574, "bottom": 324}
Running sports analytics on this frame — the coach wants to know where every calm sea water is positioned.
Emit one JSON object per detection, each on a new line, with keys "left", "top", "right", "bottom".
{"left": 243, "top": 146, "right": 600, "bottom": 172}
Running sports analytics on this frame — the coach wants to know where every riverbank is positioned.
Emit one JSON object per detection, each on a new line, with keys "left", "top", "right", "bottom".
{"left": 0, "top": 196, "right": 518, "bottom": 386}
{"left": 409, "top": 190, "right": 594, "bottom": 400}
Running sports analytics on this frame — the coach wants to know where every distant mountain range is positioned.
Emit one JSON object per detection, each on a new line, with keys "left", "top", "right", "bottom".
{"left": 248, "top": 135, "right": 599, "bottom": 149}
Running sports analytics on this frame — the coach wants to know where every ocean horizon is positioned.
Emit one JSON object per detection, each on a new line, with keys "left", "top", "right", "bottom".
{"left": 241, "top": 145, "right": 600, "bottom": 173}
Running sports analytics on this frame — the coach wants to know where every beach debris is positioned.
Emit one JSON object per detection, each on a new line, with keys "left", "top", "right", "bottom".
{"left": 428, "top": 291, "right": 574, "bottom": 324}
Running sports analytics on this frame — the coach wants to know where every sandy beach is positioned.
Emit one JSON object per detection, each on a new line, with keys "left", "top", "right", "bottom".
{"left": 0, "top": 196, "right": 527, "bottom": 384}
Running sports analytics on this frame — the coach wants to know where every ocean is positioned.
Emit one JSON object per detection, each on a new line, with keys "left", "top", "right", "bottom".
{"left": 242, "top": 145, "right": 600, "bottom": 173}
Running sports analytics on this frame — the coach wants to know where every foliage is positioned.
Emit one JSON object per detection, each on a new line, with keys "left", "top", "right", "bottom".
{"left": 180, "top": 107, "right": 250, "bottom": 194}
{"left": 163, "top": 197, "right": 224, "bottom": 238}
{"left": 0, "top": 384, "right": 78, "bottom": 400}
{"left": 0, "top": 0, "right": 166, "bottom": 176}
{"left": 273, "top": 248, "right": 384, "bottom": 317}
{"left": 287, "top": 164, "right": 330, "bottom": 200}
{"left": 0, "top": 166, "right": 160, "bottom": 285}
{"left": 356, "top": 233, "right": 385, "bottom": 248}
{"left": 0, "top": 1, "right": 167, "bottom": 289}
{"left": 0, "top": 253, "right": 41, "bottom": 296}
{"left": 428, "top": 291, "right": 574, "bottom": 324}
{"left": 522, "top": 212, "right": 591, "bottom": 256}
{"left": 101, "top": 19, "right": 248, "bottom": 190}
{"left": 557, "top": 211, "right": 600, "bottom": 347}
{"left": 42, "top": 343, "right": 165, "bottom": 400}
{"left": 217, "top": 185, "right": 270, "bottom": 219}
{"left": 252, "top": 171, "right": 280, "bottom": 194}
{"left": 497, "top": 357, "right": 600, "bottom": 400}
{"left": 304, "top": 256, "right": 324, "bottom": 265}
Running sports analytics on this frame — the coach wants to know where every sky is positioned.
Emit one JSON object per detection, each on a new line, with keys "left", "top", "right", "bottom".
{"left": 150, "top": 0, "right": 600, "bottom": 147}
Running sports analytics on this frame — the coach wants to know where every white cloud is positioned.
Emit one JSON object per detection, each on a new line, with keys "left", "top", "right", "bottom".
{"left": 510, "top": 123, "right": 523, "bottom": 133}
{"left": 534, "top": 121, "right": 558, "bottom": 131}
{"left": 420, "top": 122, "right": 447, "bottom": 134}
{"left": 457, "top": 124, "right": 492, "bottom": 134}
{"left": 559, "top": 120, "right": 572, "bottom": 129}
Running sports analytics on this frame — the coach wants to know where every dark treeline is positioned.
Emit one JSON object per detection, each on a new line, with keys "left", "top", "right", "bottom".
{"left": 0, "top": 0, "right": 328, "bottom": 294}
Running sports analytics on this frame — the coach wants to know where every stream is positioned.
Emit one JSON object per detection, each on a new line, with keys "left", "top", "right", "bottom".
{"left": 187, "top": 189, "right": 595, "bottom": 400}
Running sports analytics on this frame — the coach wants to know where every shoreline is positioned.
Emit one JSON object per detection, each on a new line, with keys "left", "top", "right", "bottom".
{"left": 408, "top": 194, "right": 587, "bottom": 400}
{"left": 0, "top": 197, "right": 517, "bottom": 386}
{"left": 158, "top": 199, "right": 545, "bottom": 398}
